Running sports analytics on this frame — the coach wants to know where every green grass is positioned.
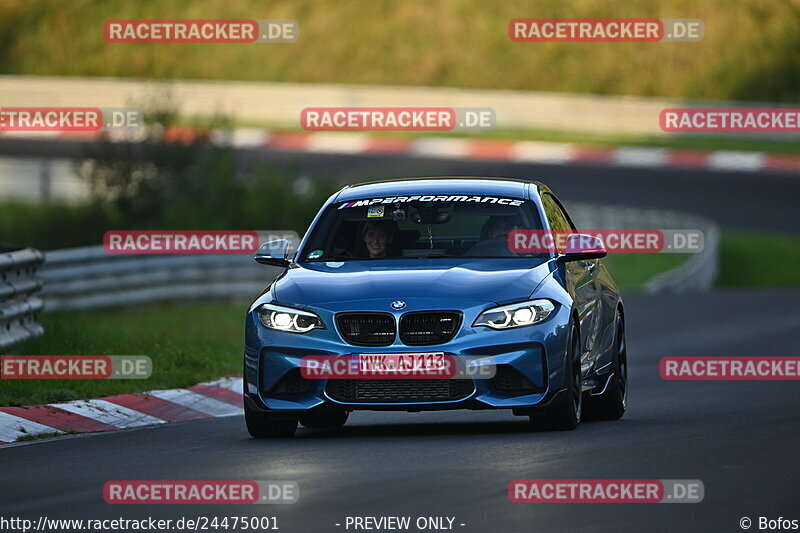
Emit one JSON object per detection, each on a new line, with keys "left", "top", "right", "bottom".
{"left": 15, "top": 430, "right": 74, "bottom": 442}
{"left": 717, "top": 232, "right": 800, "bottom": 287}
{"left": 0, "top": 0, "right": 798, "bottom": 102}
{"left": 3, "top": 302, "right": 247, "bottom": 406}
{"left": 605, "top": 253, "right": 687, "bottom": 291}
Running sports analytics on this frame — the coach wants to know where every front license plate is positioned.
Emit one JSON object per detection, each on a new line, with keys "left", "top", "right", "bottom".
{"left": 357, "top": 352, "right": 447, "bottom": 375}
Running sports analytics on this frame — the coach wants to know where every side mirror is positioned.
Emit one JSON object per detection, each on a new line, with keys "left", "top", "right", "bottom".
{"left": 560, "top": 234, "right": 607, "bottom": 262}
{"left": 254, "top": 239, "right": 291, "bottom": 267}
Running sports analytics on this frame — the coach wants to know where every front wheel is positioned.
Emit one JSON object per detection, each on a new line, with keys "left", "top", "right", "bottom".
{"left": 244, "top": 399, "right": 299, "bottom": 438}
{"left": 533, "top": 323, "right": 582, "bottom": 431}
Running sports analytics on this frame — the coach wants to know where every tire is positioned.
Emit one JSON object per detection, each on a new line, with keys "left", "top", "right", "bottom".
{"left": 242, "top": 364, "right": 298, "bottom": 438}
{"left": 244, "top": 399, "right": 299, "bottom": 438}
{"left": 534, "top": 323, "right": 582, "bottom": 431}
{"left": 586, "top": 314, "right": 627, "bottom": 420}
{"left": 299, "top": 407, "right": 349, "bottom": 429}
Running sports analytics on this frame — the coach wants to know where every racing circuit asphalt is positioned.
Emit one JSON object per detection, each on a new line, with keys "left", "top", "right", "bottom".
{"left": 1, "top": 144, "right": 799, "bottom": 532}
{"left": 2, "top": 291, "right": 800, "bottom": 532}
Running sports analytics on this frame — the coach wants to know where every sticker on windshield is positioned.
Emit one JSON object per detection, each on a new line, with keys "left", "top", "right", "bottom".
{"left": 367, "top": 206, "right": 385, "bottom": 218}
{"left": 339, "top": 195, "right": 524, "bottom": 208}
{"left": 307, "top": 249, "right": 323, "bottom": 259}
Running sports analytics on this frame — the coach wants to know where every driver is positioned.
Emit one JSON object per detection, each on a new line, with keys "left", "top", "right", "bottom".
{"left": 361, "top": 220, "right": 398, "bottom": 259}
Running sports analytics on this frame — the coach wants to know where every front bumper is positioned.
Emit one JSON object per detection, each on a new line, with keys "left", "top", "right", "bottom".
{"left": 243, "top": 299, "right": 572, "bottom": 413}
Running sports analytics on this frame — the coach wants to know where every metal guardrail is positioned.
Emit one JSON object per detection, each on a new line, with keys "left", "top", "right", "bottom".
{"left": 37, "top": 204, "right": 720, "bottom": 312}
{"left": 40, "top": 247, "right": 284, "bottom": 312}
{"left": 0, "top": 246, "right": 45, "bottom": 353}
{"left": 568, "top": 203, "right": 720, "bottom": 293}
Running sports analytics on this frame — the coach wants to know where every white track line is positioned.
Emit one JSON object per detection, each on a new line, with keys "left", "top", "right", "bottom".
{"left": 410, "top": 138, "right": 471, "bottom": 158}
{"left": 210, "top": 128, "right": 269, "bottom": 149}
{"left": 0, "top": 412, "right": 62, "bottom": 442}
{"left": 306, "top": 133, "right": 371, "bottom": 154}
{"left": 708, "top": 151, "right": 765, "bottom": 172}
{"left": 51, "top": 399, "right": 165, "bottom": 428}
{"left": 202, "top": 377, "right": 244, "bottom": 395}
{"left": 510, "top": 141, "right": 574, "bottom": 164}
{"left": 613, "top": 147, "right": 669, "bottom": 168}
{"left": 149, "top": 389, "right": 242, "bottom": 417}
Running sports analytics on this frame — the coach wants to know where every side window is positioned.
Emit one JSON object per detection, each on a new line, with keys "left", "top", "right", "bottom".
{"left": 541, "top": 193, "right": 574, "bottom": 232}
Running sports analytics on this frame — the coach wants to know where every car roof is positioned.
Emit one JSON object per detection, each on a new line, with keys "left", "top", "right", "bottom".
{"left": 334, "top": 176, "right": 546, "bottom": 202}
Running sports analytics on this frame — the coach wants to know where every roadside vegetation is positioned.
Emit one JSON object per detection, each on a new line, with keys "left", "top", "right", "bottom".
{"left": 717, "top": 232, "right": 800, "bottom": 287}
{"left": 0, "top": 111, "right": 335, "bottom": 250}
{"left": 3, "top": 302, "right": 246, "bottom": 406}
{"left": 0, "top": 0, "right": 797, "bottom": 102}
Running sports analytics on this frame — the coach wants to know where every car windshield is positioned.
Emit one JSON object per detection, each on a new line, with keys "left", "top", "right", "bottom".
{"left": 300, "top": 195, "right": 546, "bottom": 261}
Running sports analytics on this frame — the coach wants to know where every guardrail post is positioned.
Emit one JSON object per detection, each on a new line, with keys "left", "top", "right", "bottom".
{"left": 0, "top": 245, "right": 45, "bottom": 354}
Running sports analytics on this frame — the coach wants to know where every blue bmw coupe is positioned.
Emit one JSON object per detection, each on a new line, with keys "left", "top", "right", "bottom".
{"left": 243, "top": 177, "right": 627, "bottom": 437}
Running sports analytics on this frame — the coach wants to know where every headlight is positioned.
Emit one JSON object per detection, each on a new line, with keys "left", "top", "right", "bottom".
{"left": 257, "top": 303, "right": 325, "bottom": 333}
{"left": 473, "top": 299, "right": 555, "bottom": 330}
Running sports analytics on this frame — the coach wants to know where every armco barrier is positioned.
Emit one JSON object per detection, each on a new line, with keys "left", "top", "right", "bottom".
{"left": 37, "top": 204, "right": 719, "bottom": 312}
{"left": 567, "top": 203, "right": 719, "bottom": 293}
{"left": 0, "top": 246, "right": 45, "bottom": 353}
{"left": 39, "top": 246, "right": 284, "bottom": 312}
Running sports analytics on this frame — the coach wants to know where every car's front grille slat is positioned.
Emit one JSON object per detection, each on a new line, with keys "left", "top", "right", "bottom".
{"left": 399, "top": 311, "right": 461, "bottom": 346}
{"left": 336, "top": 312, "right": 396, "bottom": 346}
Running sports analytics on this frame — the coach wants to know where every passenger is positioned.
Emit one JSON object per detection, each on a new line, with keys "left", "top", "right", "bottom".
{"left": 464, "top": 216, "right": 518, "bottom": 257}
{"left": 483, "top": 216, "right": 517, "bottom": 241}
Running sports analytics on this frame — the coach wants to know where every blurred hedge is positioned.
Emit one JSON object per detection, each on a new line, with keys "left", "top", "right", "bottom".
{"left": 0, "top": 115, "right": 335, "bottom": 250}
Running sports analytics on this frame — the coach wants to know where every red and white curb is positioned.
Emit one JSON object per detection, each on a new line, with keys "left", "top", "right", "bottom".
{"left": 0, "top": 377, "right": 242, "bottom": 445}
{"left": 2, "top": 127, "right": 799, "bottom": 174}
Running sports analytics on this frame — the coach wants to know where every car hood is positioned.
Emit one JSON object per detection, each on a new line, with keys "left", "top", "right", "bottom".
{"left": 271, "top": 258, "right": 554, "bottom": 309}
